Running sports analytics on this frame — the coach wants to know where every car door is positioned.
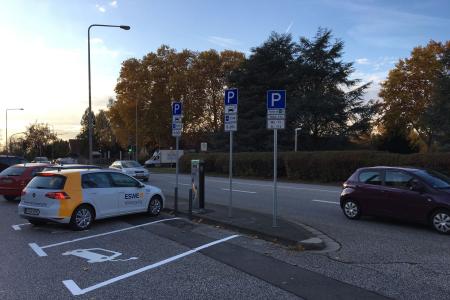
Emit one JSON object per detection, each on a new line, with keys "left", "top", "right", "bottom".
{"left": 109, "top": 172, "right": 145, "bottom": 213}
{"left": 82, "top": 172, "right": 118, "bottom": 218}
{"left": 383, "top": 170, "right": 431, "bottom": 221}
{"left": 354, "top": 169, "right": 390, "bottom": 216}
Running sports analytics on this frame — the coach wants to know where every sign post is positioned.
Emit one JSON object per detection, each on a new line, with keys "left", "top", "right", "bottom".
{"left": 267, "top": 90, "right": 286, "bottom": 227}
{"left": 172, "top": 101, "right": 183, "bottom": 214}
{"left": 224, "top": 88, "right": 238, "bottom": 218}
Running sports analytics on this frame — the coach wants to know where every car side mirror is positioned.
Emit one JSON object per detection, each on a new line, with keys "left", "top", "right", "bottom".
{"left": 410, "top": 180, "right": 425, "bottom": 193}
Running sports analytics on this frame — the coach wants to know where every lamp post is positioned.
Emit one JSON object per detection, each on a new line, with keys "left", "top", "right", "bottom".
{"left": 135, "top": 99, "right": 138, "bottom": 162}
{"left": 88, "top": 24, "right": 130, "bottom": 163}
{"left": 294, "top": 127, "right": 301, "bottom": 152}
{"left": 5, "top": 108, "right": 24, "bottom": 155}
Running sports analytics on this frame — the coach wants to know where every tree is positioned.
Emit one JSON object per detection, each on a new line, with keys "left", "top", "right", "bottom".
{"left": 379, "top": 40, "right": 450, "bottom": 151}
{"left": 109, "top": 46, "right": 244, "bottom": 151}
{"left": 23, "top": 123, "right": 57, "bottom": 158}
{"left": 229, "top": 29, "right": 376, "bottom": 151}
{"left": 77, "top": 108, "right": 115, "bottom": 157}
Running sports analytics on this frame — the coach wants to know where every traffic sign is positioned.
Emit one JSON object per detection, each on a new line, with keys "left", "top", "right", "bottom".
{"left": 224, "top": 114, "right": 237, "bottom": 123}
{"left": 225, "top": 105, "right": 237, "bottom": 114}
{"left": 267, "top": 119, "right": 285, "bottom": 129}
{"left": 172, "top": 123, "right": 183, "bottom": 130}
{"left": 172, "top": 102, "right": 182, "bottom": 116}
{"left": 267, "top": 90, "right": 286, "bottom": 109}
{"left": 267, "top": 114, "right": 285, "bottom": 120}
{"left": 172, "top": 116, "right": 182, "bottom": 123}
{"left": 172, "top": 129, "right": 182, "bottom": 137}
{"left": 225, "top": 123, "right": 237, "bottom": 132}
{"left": 224, "top": 88, "right": 238, "bottom": 105}
{"left": 267, "top": 108, "right": 285, "bottom": 115}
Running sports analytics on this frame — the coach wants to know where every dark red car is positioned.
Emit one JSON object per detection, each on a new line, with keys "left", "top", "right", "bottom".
{"left": 340, "top": 166, "right": 450, "bottom": 234}
{"left": 0, "top": 163, "right": 50, "bottom": 201}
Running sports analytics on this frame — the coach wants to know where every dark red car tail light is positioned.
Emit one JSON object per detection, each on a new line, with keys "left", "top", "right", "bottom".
{"left": 45, "top": 191, "right": 70, "bottom": 200}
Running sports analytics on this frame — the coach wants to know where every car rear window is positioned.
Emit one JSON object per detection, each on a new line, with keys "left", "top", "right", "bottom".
{"left": 358, "top": 170, "right": 382, "bottom": 185}
{"left": 0, "top": 166, "right": 26, "bottom": 176}
{"left": 27, "top": 175, "right": 66, "bottom": 190}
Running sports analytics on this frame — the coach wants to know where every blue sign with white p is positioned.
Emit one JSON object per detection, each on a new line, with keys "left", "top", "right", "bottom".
{"left": 224, "top": 88, "right": 238, "bottom": 105}
{"left": 172, "top": 102, "right": 182, "bottom": 116}
{"left": 267, "top": 90, "right": 286, "bottom": 109}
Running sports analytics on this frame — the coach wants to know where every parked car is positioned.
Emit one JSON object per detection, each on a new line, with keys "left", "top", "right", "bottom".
{"left": 0, "top": 163, "right": 50, "bottom": 201}
{"left": 18, "top": 169, "right": 164, "bottom": 230}
{"left": 340, "top": 166, "right": 450, "bottom": 234}
{"left": 32, "top": 157, "right": 51, "bottom": 164}
{"left": 42, "top": 164, "right": 102, "bottom": 171}
{"left": 55, "top": 157, "right": 78, "bottom": 165}
{"left": 109, "top": 160, "right": 149, "bottom": 181}
{"left": 0, "top": 155, "right": 27, "bottom": 172}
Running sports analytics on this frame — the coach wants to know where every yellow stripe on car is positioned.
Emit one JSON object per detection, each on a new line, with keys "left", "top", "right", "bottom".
{"left": 58, "top": 172, "right": 83, "bottom": 218}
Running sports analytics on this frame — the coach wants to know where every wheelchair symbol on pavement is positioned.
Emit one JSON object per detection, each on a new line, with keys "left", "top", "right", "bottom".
{"left": 62, "top": 248, "right": 138, "bottom": 263}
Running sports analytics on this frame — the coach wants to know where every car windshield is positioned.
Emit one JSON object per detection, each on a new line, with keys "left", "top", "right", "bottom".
{"left": 0, "top": 166, "right": 26, "bottom": 176}
{"left": 122, "top": 161, "right": 141, "bottom": 168}
{"left": 413, "top": 170, "right": 450, "bottom": 189}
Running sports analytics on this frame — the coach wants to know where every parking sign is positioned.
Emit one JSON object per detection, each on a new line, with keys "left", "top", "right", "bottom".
{"left": 267, "top": 90, "right": 286, "bottom": 109}
{"left": 224, "top": 88, "right": 238, "bottom": 105}
{"left": 172, "top": 102, "right": 182, "bottom": 116}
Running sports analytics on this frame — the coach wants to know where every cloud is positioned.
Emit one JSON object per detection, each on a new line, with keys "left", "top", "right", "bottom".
{"left": 95, "top": 4, "right": 106, "bottom": 13}
{"left": 207, "top": 36, "right": 240, "bottom": 48}
{"left": 355, "top": 58, "right": 369, "bottom": 65}
{"left": 352, "top": 71, "right": 389, "bottom": 100}
{"left": 285, "top": 21, "right": 294, "bottom": 34}
{"left": 109, "top": 1, "right": 118, "bottom": 7}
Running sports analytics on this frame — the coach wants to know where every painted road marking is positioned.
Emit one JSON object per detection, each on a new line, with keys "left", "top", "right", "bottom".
{"left": 155, "top": 174, "right": 340, "bottom": 194}
{"left": 11, "top": 223, "right": 31, "bottom": 231}
{"left": 221, "top": 188, "right": 256, "bottom": 194}
{"left": 62, "top": 248, "right": 138, "bottom": 263}
{"left": 63, "top": 234, "right": 240, "bottom": 296}
{"left": 312, "top": 199, "right": 340, "bottom": 205}
{"left": 28, "top": 218, "right": 180, "bottom": 257}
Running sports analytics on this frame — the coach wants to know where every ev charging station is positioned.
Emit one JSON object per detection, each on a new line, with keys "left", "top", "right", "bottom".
{"left": 191, "top": 159, "right": 205, "bottom": 210}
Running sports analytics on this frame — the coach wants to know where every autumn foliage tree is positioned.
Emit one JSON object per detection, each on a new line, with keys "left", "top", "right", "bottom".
{"left": 108, "top": 46, "right": 244, "bottom": 151}
{"left": 379, "top": 40, "right": 450, "bottom": 151}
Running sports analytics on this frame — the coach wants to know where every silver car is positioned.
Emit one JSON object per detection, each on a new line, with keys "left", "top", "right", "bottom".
{"left": 109, "top": 160, "right": 149, "bottom": 181}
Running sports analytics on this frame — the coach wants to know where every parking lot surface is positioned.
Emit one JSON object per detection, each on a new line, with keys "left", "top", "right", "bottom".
{"left": 1, "top": 195, "right": 391, "bottom": 300}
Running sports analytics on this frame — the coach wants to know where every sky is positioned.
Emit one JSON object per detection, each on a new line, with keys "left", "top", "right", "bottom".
{"left": 0, "top": 0, "right": 449, "bottom": 142}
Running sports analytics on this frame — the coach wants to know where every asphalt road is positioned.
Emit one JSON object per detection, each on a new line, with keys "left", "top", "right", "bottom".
{"left": 150, "top": 172, "right": 450, "bottom": 300}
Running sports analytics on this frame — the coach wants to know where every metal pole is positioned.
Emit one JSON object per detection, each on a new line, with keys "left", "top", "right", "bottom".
{"left": 88, "top": 26, "right": 93, "bottom": 164}
{"left": 228, "top": 131, "right": 233, "bottom": 218}
{"left": 174, "top": 136, "right": 179, "bottom": 213}
{"left": 5, "top": 110, "right": 8, "bottom": 155}
{"left": 273, "top": 129, "right": 278, "bottom": 227}
{"left": 294, "top": 129, "right": 298, "bottom": 152}
{"left": 135, "top": 99, "right": 138, "bottom": 161}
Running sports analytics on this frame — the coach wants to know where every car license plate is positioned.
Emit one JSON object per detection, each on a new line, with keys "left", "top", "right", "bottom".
{"left": 24, "top": 208, "right": 40, "bottom": 215}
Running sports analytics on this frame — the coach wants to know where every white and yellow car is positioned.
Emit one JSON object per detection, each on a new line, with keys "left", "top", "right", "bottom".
{"left": 18, "top": 169, "right": 165, "bottom": 230}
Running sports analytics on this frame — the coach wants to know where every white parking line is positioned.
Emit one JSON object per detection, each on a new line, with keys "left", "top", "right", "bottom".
{"left": 312, "top": 199, "right": 340, "bottom": 205}
{"left": 63, "top": 234, "right": 240, "bottom": 296}
{"left": 11, "top": 223, "right": 31, "bottom": 231}
{"left": 28, "top": 218, "right": 180, "bottom": 257}
{"left": 221, "top": 188, "right": 256, "bottom": 194}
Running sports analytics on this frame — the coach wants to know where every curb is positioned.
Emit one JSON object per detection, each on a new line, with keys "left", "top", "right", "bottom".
{"left": 163, "top": 208, "right": 325, "bottom": 251}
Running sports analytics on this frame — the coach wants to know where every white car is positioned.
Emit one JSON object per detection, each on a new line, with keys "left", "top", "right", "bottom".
{"left": 18, "top": 169, "right": 164, "bottom": 230}
{"left": 109, "top": 160, "right": 149, "bottom": 181}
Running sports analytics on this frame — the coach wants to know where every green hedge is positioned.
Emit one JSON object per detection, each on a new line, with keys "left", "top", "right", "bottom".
{"left": 179, "top": 151, "right": 450, "bottom": 183}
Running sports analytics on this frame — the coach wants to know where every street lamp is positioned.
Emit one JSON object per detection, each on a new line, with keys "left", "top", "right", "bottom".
{"left": 5, "top": 108, "right": 24, "bottom": 155}
{"left": 294, "top": 127, "right": 301, "bottom": 152}
{"left": 88, "top": 24, "right": 130, "bottom": 163}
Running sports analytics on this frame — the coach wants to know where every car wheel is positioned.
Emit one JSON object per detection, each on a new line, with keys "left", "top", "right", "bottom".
{"left": 431, "top": 210, "right": 450, "bottom": 234}
{"left": 70, "top": 205, "right": 94, "bottom": 231}
{"left": 148, "top": 196, "right": 162, "bottom": 216}
{"left": 342, "top": 200, "right": 361, "bottom": 220}
{"left": 29, "top": 219, "right": 46, "bottom": 226}
{"left": 4, "top": 195, "right": 16, "bottom": 201}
